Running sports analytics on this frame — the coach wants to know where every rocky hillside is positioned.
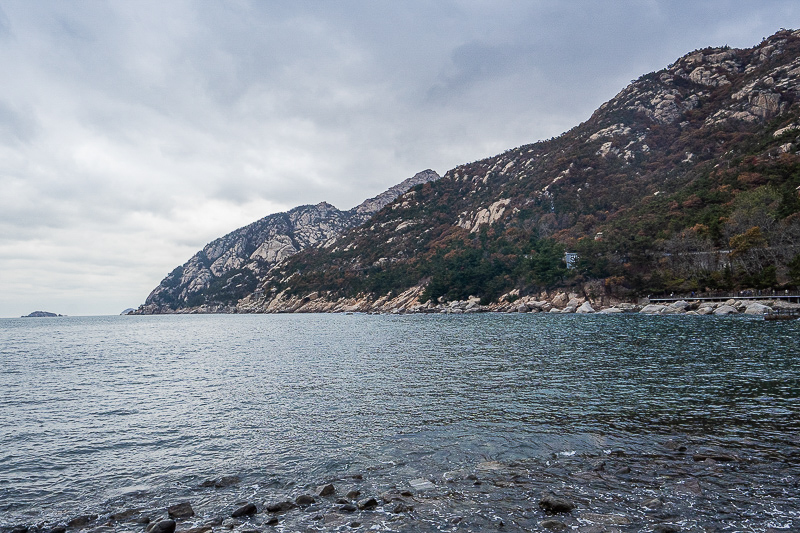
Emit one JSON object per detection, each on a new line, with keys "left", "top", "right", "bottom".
{"left": 135, "top": 170, "right": 439, "bottom": 313}
{"left": 239, "top": 29, "right": 800, "bottom": 313}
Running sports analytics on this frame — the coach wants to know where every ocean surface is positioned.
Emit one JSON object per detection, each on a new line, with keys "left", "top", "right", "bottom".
{"left": 0, "top": 313, "right": 798, "bottom": 532}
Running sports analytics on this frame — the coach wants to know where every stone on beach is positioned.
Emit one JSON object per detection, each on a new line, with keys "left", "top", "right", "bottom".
{"left": 713, "top": 304, "right": 738, "bottom": 315}
{"left": 67, "top": 515, "right": 98, "bottom": 528}
{"left": 265, "top": 501, "right": 297, "bottom": 513}
{"left": 200, "top": 475, "right": 240, "bottom": 488}
{"left": 576, "top": 301, "right": 595, "bottom": 313}
{"left": 357, "top": 497, "right": 379, "bottom": 510}
{"left": 295, "top": 494, "right": 316, "bottom": 506}
{"left": 640, "top": 304, "right": 666, "bottom": 314}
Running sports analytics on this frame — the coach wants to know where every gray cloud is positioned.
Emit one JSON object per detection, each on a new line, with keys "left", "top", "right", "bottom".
{"left": 1, "top": 0, "right": 799, "bottom": 316}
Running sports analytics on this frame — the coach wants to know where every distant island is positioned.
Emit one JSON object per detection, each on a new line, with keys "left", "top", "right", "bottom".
{"left": 22, "top": 311, "right": 64, "bottom": 318}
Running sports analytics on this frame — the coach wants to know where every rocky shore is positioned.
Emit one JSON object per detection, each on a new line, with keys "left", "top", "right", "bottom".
{"left": 140, "top": 282, "right": 800, "bottom": 318}
{"left": 4, "top": 436, "right": 796, "bottom": 533}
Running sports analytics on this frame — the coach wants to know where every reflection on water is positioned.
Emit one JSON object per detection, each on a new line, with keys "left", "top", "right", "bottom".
{"left": 0, "top": 313, "right": 798, "bottom": 529}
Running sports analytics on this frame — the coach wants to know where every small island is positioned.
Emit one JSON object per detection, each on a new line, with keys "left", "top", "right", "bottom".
{"left": 22, "top": 311, "right": 65, "bottom": 318}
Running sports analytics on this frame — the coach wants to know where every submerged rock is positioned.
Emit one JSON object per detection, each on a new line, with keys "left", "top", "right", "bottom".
{"left": 265, "top": 501, "right": 296, "bottom": 513}
{"left": 295, "top": 494, "right": 315, "bottom": 506}
{"left": 317, "top": 484, "right": 336, "bottom": 497}
{"left": 231, "top": 503, "right": 257, "bottom": 517}
{"left": 167, "top": 502, "right": 194, "bottom": 519}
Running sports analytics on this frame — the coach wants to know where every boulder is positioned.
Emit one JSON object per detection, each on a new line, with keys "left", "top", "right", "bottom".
{"left": 357, "top": 497, "right": 379, "bottom": 510}
{"left": 561, "top": 306, "right": 577, "bottom": 314}
{"left": 200, "top": 475, "right": 240, "bottom": 488}
{"left": 67, "top": 515, "right": 98, "bottom": 528}
{"left": 598, "top": 307, "right": 624, "bottom": 313}
{"left": 516, "top": 304, "right": 530, "bottom": 313}
{"left": 696, "top": 306, "right": 714, "bottom": 315}
{"left": 669, "top": 300, "right": 691, "bottom": 309}
{"left": 640, "top": 304, "right": 666, "bottom": 314}
{"left": 744, "top": 303, "right": 771, "bottom": 315}
{"left": 713, "top": 304, "right": 738, "bottom": 315}
{"left": 576, "top": 301, "right": 595, "bottom": 314}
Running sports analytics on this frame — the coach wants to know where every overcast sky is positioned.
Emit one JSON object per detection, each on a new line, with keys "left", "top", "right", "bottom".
{"left": 1, "top": 1, "right": 798, "bottom": 317}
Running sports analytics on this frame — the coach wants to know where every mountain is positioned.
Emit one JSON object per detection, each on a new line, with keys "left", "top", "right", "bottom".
{"left": 235, "top": 29, "right": 800, "bottom": 313}
{"left": 134, "top": 170, "right": 440, "bottom": 313}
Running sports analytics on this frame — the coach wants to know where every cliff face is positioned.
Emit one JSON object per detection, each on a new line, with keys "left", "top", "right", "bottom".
{"left": 241, "top": 30, "right": 800, "bottom": 312}
{"left": 135, "top": 170, "right": 439, "bottom": 313}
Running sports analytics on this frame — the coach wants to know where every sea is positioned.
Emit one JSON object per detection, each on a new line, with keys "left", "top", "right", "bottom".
{"left": 0, "top": 313, "right": 798, "bottom": 532}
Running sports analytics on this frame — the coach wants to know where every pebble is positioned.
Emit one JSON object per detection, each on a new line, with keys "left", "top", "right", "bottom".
{"left": 231, "top": 502, "right": 258, "bottom": 517}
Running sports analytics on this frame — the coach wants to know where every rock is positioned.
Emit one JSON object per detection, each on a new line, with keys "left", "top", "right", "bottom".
{"left": 744, "top": 303, "right": 771, "bottom": 315}
{"left": 349, "top": 522, "right": 361, "bottom": 528}
{"left": 346, "top": 490, "right": 361, "bottom": 500}
{"left": 265, "top": 517, "right": 279, "bottom": 526}
{"left": 696, "top": 306, "right": 714, "bottom": 315}
{"left": 295, "top": 494, "right": 316, "bottom": 506}
{"left": 516, "top": 304, "right": 530, "bottom": 313}
{"left": 200, "top": 475, "right": 240, "bottom": 488}
{"left": 167, "top": 502, "right": 194, "bottom": 519}
{"left": 670, "top": 300, "right": 691, "bottom": 309}
{"left": 221, "top": 518, "right": 239, "bottom": 529}
{"left": 408, "top": 478, "right": 436, "bottom": 491}
{"left": 182, "top": 527, "right": 213, "bottom": 533}
{"left": 265, "top": 501, "right": 296, "bottom": 513}
{"left": 581, "top": 513, "right": 632, "bottom": 525}
{"left": 561, "top": 306, "right": 577, "bottom": 314}
{"left": 109, "top": 509, "right": 141, "bottom": 521}
{"left": 392, "top": 502, "right": 412, "bottom": 513}
{"left": 231, "top": 503, "right": 258, "bottom": 517}
{"left": 713, "top": 304, "right": 738, "bottom": 315}
{"left": 357, "top": 497, "right": 378, "bottom": 510}
{"left": 148, "top": 520, "right": 176, "bottom": 533}
{"left": 10, "top": 527, "right": 28, "bottom": 533}
{"left": 598, "top": 307, "right": 624, "bottom": 313}
{"left": 67, "top": 515, "right": 98, "bottom": 528}
{"left": 643, "top": 498, "right": 663, "bottom": 510}
{"left": 653, "top": 525, "right": 681, "bottom": 533}
{"left": 539, "top": 494, "right": 576, "bottom": 514}
{"left": 317, "top": 484, "right": 336, "bottom": 497}
{"left": 339, "top": 504, "right": 357, "bottom": 513}
{"left": 576, "top": 301, "right": 595, "bottom": 313}
{"left": 48, "top": 528, "right": 66, "bottom": 533}
{"left": 640, "top": 304, "right": 666, "bottom": 314}
{"left": 540, "top": 519, "right": 568, "bottom": 531}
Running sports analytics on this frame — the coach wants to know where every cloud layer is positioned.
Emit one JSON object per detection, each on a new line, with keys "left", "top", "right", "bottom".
{"left": 1, "top": 1, "right": 798, "bottom": 316}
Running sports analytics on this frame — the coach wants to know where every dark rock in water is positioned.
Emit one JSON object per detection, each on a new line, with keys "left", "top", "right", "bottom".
{"left": 295, "top": 494, "right": 315, "bottom": 506}
{"left": 609, "top": 449, "right": 626, "bottom": 457}
{"left": 392, "top": 502, "right": 413, "bottom": 513}
{"left": 265, "top": 517, "right": 279, "bottom": 526}
{"left": 182, "top": 527, "right": 213, "bottom": 533}
{"left": 265, "top": 501, "right": 296, "bottom": 513}
{"left": 109, "top": 508, "right": 141, "bottom": 521}
{"left": 352, "top": 474, "right": 363, "bottom": 480}
{"left": 346, "top": 490, "right": 361, "bottom": 500}
{"left": 148, "top": 520, "right": 176, "bottom": 533}
{"left": 67, "top": 514, "right": 98, "bottom": 528}
{"left": 540, "top": 520, "right": 568, "bottom": 531}
{"left": 240, "top": 529, "right": 260, "bottom": 533}
{"left": 339, "top": 503, "right": 357, "bottom": 513}
{"left": 48, "top": 527, "right": 66, "bottom": 533}
{"left": 539, "top": 494, "right": 576, "bottom": 514}
{"left": 231, "top": 503, "right": 257, "bottom": 517}
{"left": 336, "top": 498, "right": 350, "bottom": 505}
{"left": 11, "top": 526, "right": 28, "bottom": 533}
{"left": 643, "top": 498, "right": 663, "bottom": 510}
{"left": 349, "top": 522, "right": 361, "bottom": 528}
{"left": 615, "top": 466, "right": 631, "bottom": 474}
{"left": 693, "top": 453, "right": 737, "bottom": 462}
{"left": 200, "top": 475, "right": 241, "bottom": 488}
{"left": 357, "top": 497, "right": 378, "bottom": 510}
{"left": 167, "top": 502, "right": 194, "bottom": 519}
{"left": 653, "top": 525, "right": 681, "bottom": 533}
{"left": 317, "top": 484, "right": 336, "bottom": 497}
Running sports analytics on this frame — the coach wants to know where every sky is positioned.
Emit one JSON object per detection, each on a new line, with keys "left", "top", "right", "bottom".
{"left": 1, "top": 1, "right": 799, "bottom": 317}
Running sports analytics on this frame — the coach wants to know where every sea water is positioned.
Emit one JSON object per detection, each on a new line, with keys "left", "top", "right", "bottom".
{"left": 1, "top": 313, "right": 798, "bottom": 531}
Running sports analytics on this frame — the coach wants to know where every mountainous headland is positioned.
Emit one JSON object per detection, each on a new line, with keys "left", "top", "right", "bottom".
{"left": 135, "top": 30, "right": 800, "bottom": 316}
